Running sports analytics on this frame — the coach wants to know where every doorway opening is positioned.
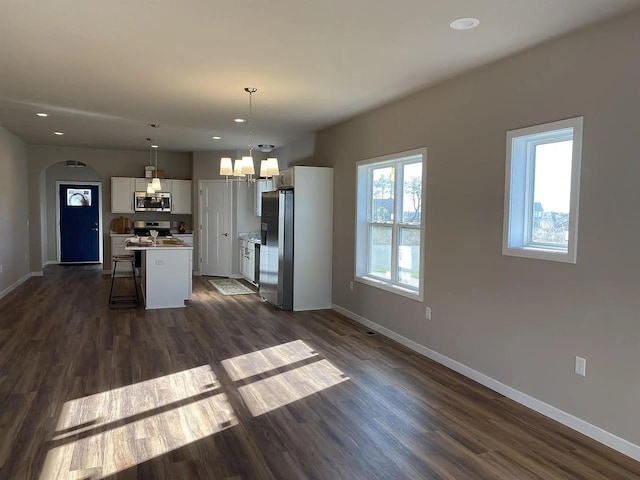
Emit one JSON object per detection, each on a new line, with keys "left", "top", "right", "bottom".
{"left": 56, "top": 181, "right": 103, "bottom": 264}
{"left": 199, "top": 180, "right": 233, "bottom": 277}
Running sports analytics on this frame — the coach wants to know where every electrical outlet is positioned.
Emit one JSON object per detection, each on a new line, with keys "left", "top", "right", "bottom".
{"left": 425, "top": 306, "right": 431, "bottom": 320}
{"left": 349, "top": 281, "right": 354, "bottom": 292}
{"left": 575, "top": 356, "right": 586, "bottom": 377}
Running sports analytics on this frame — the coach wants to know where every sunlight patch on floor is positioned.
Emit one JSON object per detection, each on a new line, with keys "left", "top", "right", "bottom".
{"left": 40, "top": 365, "right": 236, "bottom": 480}
{"left": 238, "top": 359, "right": 349, "bottom": 416}
{"left": 54, "top": 365, "right": 219, "bottom": 438}
{"left": 222, "top": 339, "right": 319, "bottom": 381}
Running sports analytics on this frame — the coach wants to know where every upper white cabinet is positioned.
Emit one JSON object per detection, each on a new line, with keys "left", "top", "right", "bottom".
{"left": 111, "top": 177, "right": 135, "bottom": 213}
{"left": 254, "top": 179, "right": 273, "bottom": 217}
{"left": 134, "top": 178, "right": 170, "bottom": 193}
{"left": 111, "top": 177, "right": 192, "bottom": 214}
{"left": 171, "top": 180, "right": 192, "bottom": 214}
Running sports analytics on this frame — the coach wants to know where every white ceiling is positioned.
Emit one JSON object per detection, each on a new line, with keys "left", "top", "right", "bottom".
{"left": 1, "top": 0, "right": 639, "bottom": 152}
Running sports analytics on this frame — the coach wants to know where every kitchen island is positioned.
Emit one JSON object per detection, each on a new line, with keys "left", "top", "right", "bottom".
{"left": 126, "top": 244, "right": 193, "bottom": 309}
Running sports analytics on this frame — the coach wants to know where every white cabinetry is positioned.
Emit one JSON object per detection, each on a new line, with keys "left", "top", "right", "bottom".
{"left": 171, "top": 180, "right": 192, "bottom": 214}
{"left": 238, "top": 238, "right": 256, "bottom": 283}
{"left": 136, "top": 247, "right": 192, "bottom": 308}
{"left": 112, "top": 177, "right": 192, "bottom": 214}
{"left": 134, "top": 178, "right": 170, "bottom": 192}
{"left": 172, "top": 234, "right": 193, "bottom": 295}
{"left": 246, "top": 243, "right": 255, "bottom": 283}
{"left": 239, "top": 239, "right": 247, "bottom": 278}
{"left": 111, "top": 177, "right": 135, "bottom": 213}
{"left": 291, "top": 166, "right": 333, "bottom": 310}
{"left": 254, "top": 179, "right": 273, "bottom": 217}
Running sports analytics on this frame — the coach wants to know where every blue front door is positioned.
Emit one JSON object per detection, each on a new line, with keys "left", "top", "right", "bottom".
{"left": 60, "top": 184, "right": 100, "bottom": 262}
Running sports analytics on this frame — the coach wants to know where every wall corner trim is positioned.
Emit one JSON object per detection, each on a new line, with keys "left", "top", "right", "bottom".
{"left": 331, "top": 303, "right": 640, "bottom": 463}
{"left": 0, "top": 273, "right": 33, "bottom": 301}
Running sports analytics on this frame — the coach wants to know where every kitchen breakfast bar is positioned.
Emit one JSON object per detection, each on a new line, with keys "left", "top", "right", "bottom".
{"left": 125, "top": 244, "right": 193, "bottom": 309}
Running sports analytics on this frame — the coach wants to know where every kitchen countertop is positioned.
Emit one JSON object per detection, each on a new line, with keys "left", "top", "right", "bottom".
{"left": 126, "top": 245, "right": 193, "bottom": 251}
{"left": 239, "top": 232, "right": 261, "bottom": 244}
{"left": 111, "top": 231, "right": 193, "bottom": 237}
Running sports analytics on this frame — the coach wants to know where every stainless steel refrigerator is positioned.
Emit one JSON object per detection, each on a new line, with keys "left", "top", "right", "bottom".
{"left": 259, "top": 189, "right": 294, "bottom": 310}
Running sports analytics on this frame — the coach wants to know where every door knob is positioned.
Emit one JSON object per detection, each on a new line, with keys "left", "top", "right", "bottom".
{"left": 222, "top": 233, "right": 228, "bottom": 236}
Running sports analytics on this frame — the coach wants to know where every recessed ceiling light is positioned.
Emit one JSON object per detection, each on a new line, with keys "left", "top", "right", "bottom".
{"left": 36, "top": 113, "right": 49, "bottom": 117}
{"left": 234, "top": 118, "right": 246, "bottom": 123}
{"left": 450, "top": 17, "right": 480, "bottom": 30}
{"left": 212, "top": 136, "right": 221, "bottom": 140}
{"left": 54, "top": 131, "right": 64, "bottom": 136}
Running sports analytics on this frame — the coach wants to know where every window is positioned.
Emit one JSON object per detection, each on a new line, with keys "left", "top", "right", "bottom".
{"left": 503, "top": 117, "right": 583, "bottom": 263}
{"left": 356, "top": 148, "right": 426, "bottom": 300}
{"left": 66, "top": 188, "right": 91, "bottom": 206}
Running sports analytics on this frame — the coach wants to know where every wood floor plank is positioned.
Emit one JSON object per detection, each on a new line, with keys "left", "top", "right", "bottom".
{"left": 0, "top": 264, "right": 638, "bottom": 479}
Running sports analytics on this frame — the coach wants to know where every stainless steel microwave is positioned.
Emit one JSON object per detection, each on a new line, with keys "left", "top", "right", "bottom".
{"left": 134, "top": 191, "right": 171, "bottom": 212}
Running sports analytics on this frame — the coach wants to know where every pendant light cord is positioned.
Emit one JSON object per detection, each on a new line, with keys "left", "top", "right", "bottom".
{"left": 248, "top": 89, "right": 254, "bottom": 158}
{"left": 245, "top": 87, "right": 257, "bottom": 159}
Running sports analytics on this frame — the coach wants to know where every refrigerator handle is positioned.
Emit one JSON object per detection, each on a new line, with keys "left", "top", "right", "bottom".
{"left": 261, "top": 222, "right": 268, "bottom": 245}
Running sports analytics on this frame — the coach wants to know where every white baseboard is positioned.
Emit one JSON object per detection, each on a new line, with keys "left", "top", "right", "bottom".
{"left": 332, "top": 303, "right": 640, "bottom": 463}
{"left": 0, "top": 273, "right": 32, "bottom": 301}
{"left": 31, "top": 271, "right": 43, "bottom": 277}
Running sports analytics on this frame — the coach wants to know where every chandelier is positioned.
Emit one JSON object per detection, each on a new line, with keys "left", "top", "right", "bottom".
{"left": 220, "top": 87, "right": 279, "bottom": 182}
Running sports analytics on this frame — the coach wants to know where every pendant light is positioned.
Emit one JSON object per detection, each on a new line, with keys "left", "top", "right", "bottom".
{"left": 219, "top": 87, "right": 279, "bottom": 181}
{"left": 258, "top": 144, "right": 279, "bottom": 179}
{"left": 266, "top": 157, "right": 280, "bottom": 177}
{"left": 151, "top": 144, "right": 161, "bottom": 191}
{"left": 146, "top": 141, "right": 156, "bottom": 193}
{"left": 220, "top": 157, "right": 233, "bottom": 176}
{"left": 233, "top": 159, "right": 245, "bottom": 177}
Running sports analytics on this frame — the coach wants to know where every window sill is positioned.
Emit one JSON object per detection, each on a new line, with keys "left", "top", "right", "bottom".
{"left": 355, "top": 275, "right": 423, "bottom": 301}
{"left": 502, "top": 245, "right": 576, "bottom": 264}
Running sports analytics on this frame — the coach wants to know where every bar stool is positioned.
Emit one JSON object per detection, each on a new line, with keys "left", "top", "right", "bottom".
{"left": 109, "top": 254, "right": 139, "bottom": 308}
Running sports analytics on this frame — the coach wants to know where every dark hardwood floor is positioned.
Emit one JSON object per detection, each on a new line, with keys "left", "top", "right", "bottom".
{"left": 0, "top": 265, "right": 639, "bottom": 479}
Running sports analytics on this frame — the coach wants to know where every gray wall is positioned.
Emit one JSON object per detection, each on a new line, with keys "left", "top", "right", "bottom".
{"left": 316, "top": 12, "right": 640, "bottom": 446}
{"left": 27, "top": 145, "right": 192, "bottom": 270}
{"left": 0, "top": 127, "right": 29, "bottom": 294}
{"left": 44, "top": 162, "right": 101, "bottom": 262}
{"left": 271, "top": 133, "right": 316, "bottom": 167}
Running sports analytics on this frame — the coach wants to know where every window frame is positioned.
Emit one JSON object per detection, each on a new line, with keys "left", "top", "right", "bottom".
{"left": 502, "top": 117, "right": 583, "bottom": 264}
{"left": 355, "top": 147, "right": 427, "bottom": 301}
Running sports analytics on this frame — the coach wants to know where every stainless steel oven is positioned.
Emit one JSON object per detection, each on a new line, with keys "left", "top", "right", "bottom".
{"left": 134, "top": 192, "right": 171, "bottom": 212}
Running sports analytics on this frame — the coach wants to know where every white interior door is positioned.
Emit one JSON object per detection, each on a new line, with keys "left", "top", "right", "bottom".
{"left": 199, "top": 180, "right": 232, "bottom": 277}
